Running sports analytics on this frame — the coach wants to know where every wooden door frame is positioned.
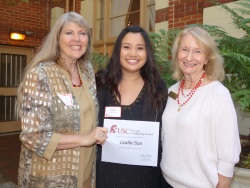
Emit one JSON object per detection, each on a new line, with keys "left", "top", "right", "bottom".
{"left": 0, "top": 45, "right": 34, "bottom": 133}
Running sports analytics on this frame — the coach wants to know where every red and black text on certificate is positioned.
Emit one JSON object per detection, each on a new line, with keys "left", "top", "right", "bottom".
{"left": 102, "top": 119, "right": 159, "bottom": 167}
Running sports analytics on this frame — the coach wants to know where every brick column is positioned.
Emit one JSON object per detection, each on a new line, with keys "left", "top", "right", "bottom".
{"left": 155, "top": 0, "right": 236, "bottom": 30}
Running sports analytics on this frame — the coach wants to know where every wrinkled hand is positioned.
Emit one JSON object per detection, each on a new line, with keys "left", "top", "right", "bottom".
{"left": 84, "top": 127, "right": 108, "bottom": 146}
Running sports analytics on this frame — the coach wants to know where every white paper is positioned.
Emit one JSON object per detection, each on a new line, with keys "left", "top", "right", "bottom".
{"left": 102, "top": 119, "right": 160, "bottom": 167}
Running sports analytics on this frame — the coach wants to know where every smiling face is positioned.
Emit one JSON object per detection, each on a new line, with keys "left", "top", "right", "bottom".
{"left": 120, "top": 32, "right": 147, "bottom": 75}
{"left": 178, "top": 33, "right": 208, "bottom": 80}
{"left": 59, "top": 21, "right": 88, "bottom": 63}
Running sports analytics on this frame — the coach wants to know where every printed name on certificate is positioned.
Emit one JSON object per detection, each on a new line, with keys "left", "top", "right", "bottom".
{"left": 101, "top": 119, "right": 159, "bottom": 167}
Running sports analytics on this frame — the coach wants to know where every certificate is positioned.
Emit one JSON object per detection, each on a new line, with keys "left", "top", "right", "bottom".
{"left": 101, "top": 119, "right": 160, "bottom": 167}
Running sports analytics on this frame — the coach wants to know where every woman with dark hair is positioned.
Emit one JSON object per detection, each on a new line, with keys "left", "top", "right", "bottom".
{"left": 95, "top": 25, "right": 168, "bottom": 188}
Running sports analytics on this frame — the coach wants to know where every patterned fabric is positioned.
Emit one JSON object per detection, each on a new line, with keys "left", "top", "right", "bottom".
{"left": 18, "top": 61, "right": 98, "bottom": 188}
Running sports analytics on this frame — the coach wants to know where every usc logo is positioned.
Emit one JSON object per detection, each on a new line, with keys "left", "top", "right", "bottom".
{"left": 109, "top": 125, "right": 130, "bottom": 134}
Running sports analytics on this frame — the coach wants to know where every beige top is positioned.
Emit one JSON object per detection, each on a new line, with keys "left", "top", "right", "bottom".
{"left": 65, "top": 68, "right": 96, "bottom": 187}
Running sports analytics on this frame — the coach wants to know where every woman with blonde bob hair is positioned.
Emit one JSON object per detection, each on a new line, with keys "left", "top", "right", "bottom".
{"left": 171, "top": 26, "right": 225, "bottom": 82}
{"left": 160, "top": 26, "right": 241, "bottom": 188}
{"left": 17, "top": 12, "right": 107, "bottom": 188}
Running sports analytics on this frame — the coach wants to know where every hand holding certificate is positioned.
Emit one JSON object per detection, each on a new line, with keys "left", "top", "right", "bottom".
{"left": 101, "top": 119, "right": 160, "bottom": 167}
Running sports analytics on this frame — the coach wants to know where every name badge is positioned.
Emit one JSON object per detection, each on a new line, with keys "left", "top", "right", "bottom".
{"left": 57, "top": 93, "right": 73, "bottom": 106}
{"left": 169, "top": 91, "right": 178, "bottom": 100}
{"left": 105, "top": 106, "right": 121, "bottom": 118}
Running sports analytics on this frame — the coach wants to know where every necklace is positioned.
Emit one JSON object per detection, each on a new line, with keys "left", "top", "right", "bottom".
{"left": 181, "top": 89, "right": 190, "bottom": 97}
{"left": 177, "top": 71, "right": 206, "bottom": 112}
{"left": 72, "top": 76, "right": 82, "bottom": 87}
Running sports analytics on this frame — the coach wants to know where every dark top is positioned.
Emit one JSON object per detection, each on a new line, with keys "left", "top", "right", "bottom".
{"left": 96, "top": 84, "right": 166, "bottom": 188}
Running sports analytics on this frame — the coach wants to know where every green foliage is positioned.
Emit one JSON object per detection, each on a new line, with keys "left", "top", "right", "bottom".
{"left": 211, "top": 0, "right": 250, "bottom": 34}
{"left": 242, "top": 154, "right": 250, "bottom": 168}
{"left": 214, "top": 0, "right": 250, "bottom": 169}
{"left": 205, "top": 0, "right": 250, "bottom": 112}
{"left": 238, "top": 136, "right": 250, "bottom": 169}
{"left": 148, "top": 29, "right": 180, "bottom": 86}
{"left": 89, "top": 53, "right": 109, "bottom": 73}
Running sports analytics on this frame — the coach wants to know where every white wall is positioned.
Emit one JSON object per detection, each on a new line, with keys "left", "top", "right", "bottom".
{"left": 51, "top": 7, "right": 64, "bottom": 29}
{"left": 50, "top": 1, "right": 93, "bottom": 30}
{"left": 155, "top": 21, "right": 168, "bottom": 34}
{"left": 156, "top": 0, "right": 168, "bottom": 10}
{"left": 155, "top": 0, "right": 169, "bottom": 33}
{"left": 204, "top": 0, "right": 249, "bottom": 38}
{"left": 81, "top": 0, "right": 93, "bottom": 28}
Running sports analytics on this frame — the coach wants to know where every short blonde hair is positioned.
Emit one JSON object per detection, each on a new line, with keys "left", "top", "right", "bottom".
{"left": 171, "top": 26, "right": 225, "bottom": 81}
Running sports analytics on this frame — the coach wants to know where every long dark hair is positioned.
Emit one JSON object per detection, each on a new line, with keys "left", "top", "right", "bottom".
{"left": 96, "top": 25, "right": 167, "bottom": 111}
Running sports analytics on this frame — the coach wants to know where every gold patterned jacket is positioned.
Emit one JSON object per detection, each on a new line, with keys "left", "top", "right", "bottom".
{"left": 18, "top": 61, "right": 98, "bottom": 188}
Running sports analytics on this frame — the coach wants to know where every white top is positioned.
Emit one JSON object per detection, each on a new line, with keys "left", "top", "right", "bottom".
{"left": 160, "top": 81, "right": 241, "bottom": 188}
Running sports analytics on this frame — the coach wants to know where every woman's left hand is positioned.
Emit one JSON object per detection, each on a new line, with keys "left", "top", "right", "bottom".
{"left": 56, "top": 127, "right": 108, "bottom": 150}
{"left": 216, "top": 174, "right": 232, "bottom": 188}
{"left": 83, "top": 127, "right": 108, "bottom": 146}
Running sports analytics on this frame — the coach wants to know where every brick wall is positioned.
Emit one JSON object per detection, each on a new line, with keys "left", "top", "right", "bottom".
{"left": 52, "top": 0, "right": 66, "bottom": 9}
{"left": 0, "top": 0, "right": 82, "bottom": 50}
{"left": 156, "top": 0, "right": 236, "bottom": 29}
{"left": 2, "top": 0, "right": 237, "bottom": 49}
{"left": 0, "top": 0, "right": 52, "bottom": 49}
{"left": 75, "top": 0, "right": 82, "bottom": 13}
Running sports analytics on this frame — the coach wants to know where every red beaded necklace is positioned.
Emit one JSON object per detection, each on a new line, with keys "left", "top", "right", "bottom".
{"left": 72, "top": 76, "right": 82, "bottom": 87}
{"left": 177, "top": 71, "right": 206, "bottom": 112}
